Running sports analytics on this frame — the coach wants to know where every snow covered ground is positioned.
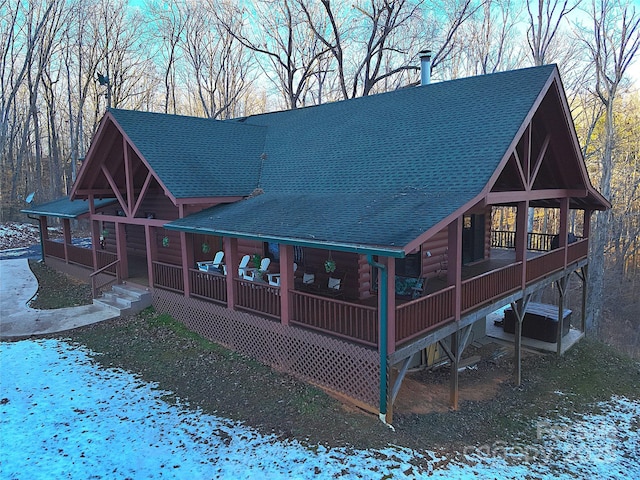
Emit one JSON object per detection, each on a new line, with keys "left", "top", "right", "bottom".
{"left": 1, "top": 339, "right": 638, "bottom": 479}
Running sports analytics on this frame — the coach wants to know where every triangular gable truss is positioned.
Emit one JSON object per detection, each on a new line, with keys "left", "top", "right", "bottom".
{"left": 71, "top": 112, "right": 177, "bottom": 217}
{"left": 485, "top": 71, "right": 598, "bottom": 206}
{"left": 404, "top": 68, "right": 607, "bottom": 253}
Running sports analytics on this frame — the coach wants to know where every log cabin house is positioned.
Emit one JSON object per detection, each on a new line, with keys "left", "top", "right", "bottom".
{"left": 24, "top": 64, "right": 610, "bottom": 423}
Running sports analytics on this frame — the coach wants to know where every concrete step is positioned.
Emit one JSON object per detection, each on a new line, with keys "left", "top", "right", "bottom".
{"left": 93, "top": 283, "right": 152, "bottom": 317}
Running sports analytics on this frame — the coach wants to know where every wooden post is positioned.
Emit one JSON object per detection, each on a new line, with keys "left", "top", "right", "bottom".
{"left": 559, "top": 197, "right": 569, "bottom": 266}
{"left": 180, "top": 232, "right": 192, "bottom": 297}
{"left": 115, "top": 222, "right": 127, "bottom": 281}
{"left": 449, "top": 329, "right": 459, "bottom": 409}
{"left": 516, "top": 201, "right": 529, "bottom": 287}
{"left": 62, "top": 218, "right": 72, "bottom": 263}
{"left": 556, "top": 276, "right": 568, "bottom": 355}
{"left": 92, "top": 220, "right": 101, "bottom": 271}
{"left": 223, "top": 237, "right": 239, "bottom": 310}
{"left": 447, "top": 217, "right": 462, "bottom": 320}
{"left": 279, "top": 244, "right": 294, "bottom": 326}
{"left": 384, "top": 256, "right": 397, "bottom": 355}
{"left": 145, "top": 225, "right": 156, "bottom": 286}
{"left": 510, "top": 295, "right": 530, "bottom": 386}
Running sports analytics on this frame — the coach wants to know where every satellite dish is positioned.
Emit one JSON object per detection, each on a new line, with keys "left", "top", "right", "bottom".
{"left": 26, "top": 192, "right": 35, "bottom": 204}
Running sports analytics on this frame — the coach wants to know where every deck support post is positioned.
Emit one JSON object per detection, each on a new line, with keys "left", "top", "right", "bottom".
{"left": 516, "top": 201, "right": 529, "bottom": 287}
{"left": 556, "top": 276, "right": 568, "bottom": 355}
{"left": 449, "top": 329, "right": 459, "bottom": 409}
{"left": 510, "top": 295, "right": 531, "bottom": 386}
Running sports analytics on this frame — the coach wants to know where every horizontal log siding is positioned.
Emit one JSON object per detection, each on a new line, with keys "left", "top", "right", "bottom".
{"left": 234, "top": 279, "right": 281, "bottom": 319}
{"left": 153, "top": 261, "right": 184, "bottom": 293}
{"left": 461, "top": 262, "right": 523, "bottom": 313}
{"left": 154, "top": 228, "right": 182, "bottom": 265}
{"left": 135, "top": 193, "right": 179, "bottom": 221}
{"left": 189, "top": 269, "right": 227, "bottom": 305}
{"left": 567, "top": 238, "right": 588, "bottom": 264}
{"left": 526, "top": 249, "right": 565, "bottom": 283}
{"left": 395, "top": 286, "right": 455, "bottom": 344}
{"left": 421, "top": 229, "right": 448, "bottom": 278}
{"left": 291, "top": 290, "right": 378, "bottom": 347}
{"left": 124, "top": 224, "right": 146, "bottom": 258}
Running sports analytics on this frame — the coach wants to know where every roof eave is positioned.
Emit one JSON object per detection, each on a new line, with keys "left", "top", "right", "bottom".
{"left": 163, "top": 223, "right": 406, "bottom": 258}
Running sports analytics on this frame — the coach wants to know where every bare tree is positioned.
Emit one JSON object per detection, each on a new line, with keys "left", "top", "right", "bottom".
{"left": 183, "top": 1, "right": 256, "bottom": 118}
{"left": 579, "top": 0, "right": 639, "bottom": 331}
{"left": 527, "top": 0, "right": 580, "bottom": 66}
{"left": 146, "top": 0, "right": 188, "bottom": 114}
{"left": 218, "top": 0, "right": 329, "bottom": 109}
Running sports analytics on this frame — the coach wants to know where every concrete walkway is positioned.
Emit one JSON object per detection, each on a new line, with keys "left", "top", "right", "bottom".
{"left": 0, "top": 259, "right": 117, "bottom": 338}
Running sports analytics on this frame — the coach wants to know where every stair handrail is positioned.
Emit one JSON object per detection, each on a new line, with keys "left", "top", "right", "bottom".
{"left": 90, "top": 259, "right": 121, "bottom": 298}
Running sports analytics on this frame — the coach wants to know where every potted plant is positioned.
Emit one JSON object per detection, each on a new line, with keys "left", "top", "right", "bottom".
{"left": 324, "top": 258, "right": 336, "bottom": 274}
{"left": 201, "top": 242, "right": 210, "bottom": 254}
{"left": 162, "top": 236, "right": 170, "bottom": 247}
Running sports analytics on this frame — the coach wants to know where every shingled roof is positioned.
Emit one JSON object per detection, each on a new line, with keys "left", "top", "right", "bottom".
{"left": 22, "top": 197, "right": 116, "bottom": 219}
{"left": 108, "top": 109, "right": 267, "bottom": 198}
{"left": 166, "top": 65, "right": 561, "bottom": 254}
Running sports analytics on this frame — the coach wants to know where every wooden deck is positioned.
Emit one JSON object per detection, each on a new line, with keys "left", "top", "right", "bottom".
{"left": 43, "top": 239, "right": 589, "bottom": 352}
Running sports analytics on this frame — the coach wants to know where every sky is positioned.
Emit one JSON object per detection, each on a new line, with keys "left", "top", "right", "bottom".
{"left": 1, "top": 338, "right": 639, "bottom": 479}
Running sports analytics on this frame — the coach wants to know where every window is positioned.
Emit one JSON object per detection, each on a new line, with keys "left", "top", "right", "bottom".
{"left": 395, "top": 250, "right": 422, "bottom": 277}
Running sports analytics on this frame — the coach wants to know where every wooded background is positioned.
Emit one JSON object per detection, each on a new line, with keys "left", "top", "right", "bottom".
{"left": 1, "top": 0, "right": 638, "bottom": 352}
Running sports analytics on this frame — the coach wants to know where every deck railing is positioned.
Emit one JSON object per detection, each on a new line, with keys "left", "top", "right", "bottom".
{"left": 526, "top": 248, "right": 565, "bottom": 283}
{"left": 395, "top": 286, "right": 455, "bottom": 344}
{"left": 67, "top": 244, "right": 93, "bottom": 267}
{"left": 491, "top": 230, "right": 557, "bottom": 252}
{"left": 96, "top": 251, "right": 118, "bottom": 273}
{"left": 461, "top": 261, "right": 523, "bottom": 313}
{"left": 291, "top": 290, "right": 378, "bottom": 347}
{"left": 89, "top": 259, "right": 120, "bottom": 298}
{"left": 43, "top": 239, "right": 65, "bottom": 259}
{"left": 153, "top": 261, "right": 184, "bottom": 293}
{"left": 190, "top": 269, "right": 227, "bottom": 305}
{"left": 567, "top": 238, "right": 589, "bottom": 264}
{"left": 235, "top": 278, "right": 281, "bottom": 319}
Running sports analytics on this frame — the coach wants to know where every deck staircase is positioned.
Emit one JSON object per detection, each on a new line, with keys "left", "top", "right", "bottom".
{"left": 93, "top": 282, "right": 152, "bottom": 316}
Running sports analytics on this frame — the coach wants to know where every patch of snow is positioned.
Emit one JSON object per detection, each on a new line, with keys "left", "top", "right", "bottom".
{"left": 1, "top": 339, "right": 638, "bottom": 479}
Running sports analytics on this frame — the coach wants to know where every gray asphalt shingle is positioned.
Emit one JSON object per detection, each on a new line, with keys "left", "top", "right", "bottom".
{"left": 167, "top": 65, "right": 556, "bottom": 251}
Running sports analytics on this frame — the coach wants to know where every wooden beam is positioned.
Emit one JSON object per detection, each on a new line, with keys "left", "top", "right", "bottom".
{"left": 124, "top": 138, "right": 134, "bottom": 214}
{"left": 223, "top": 237, "right": 239, "bottom": 310}
{"left": 279, "top": 244, "right": 295, "bottom": 326}
{"left": 522, "top": 124, "right": 531, "bottom": 185}
{"left": 486, "top": 189, "right": 588, "bottom": 204}
{"left": 390, "top": 353, "right": 416, "bottom": 405}
{"left": 101, "top": 164, "right": 128, "bottom": 216}
{"left": 529, "top": 133, "right": 551, "bottom": 189}
{"left": 512, "top": 150, "right": 528, "bottom": 190}
{"left": 131, "top": 171, "right": 153, "bottom": 218}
